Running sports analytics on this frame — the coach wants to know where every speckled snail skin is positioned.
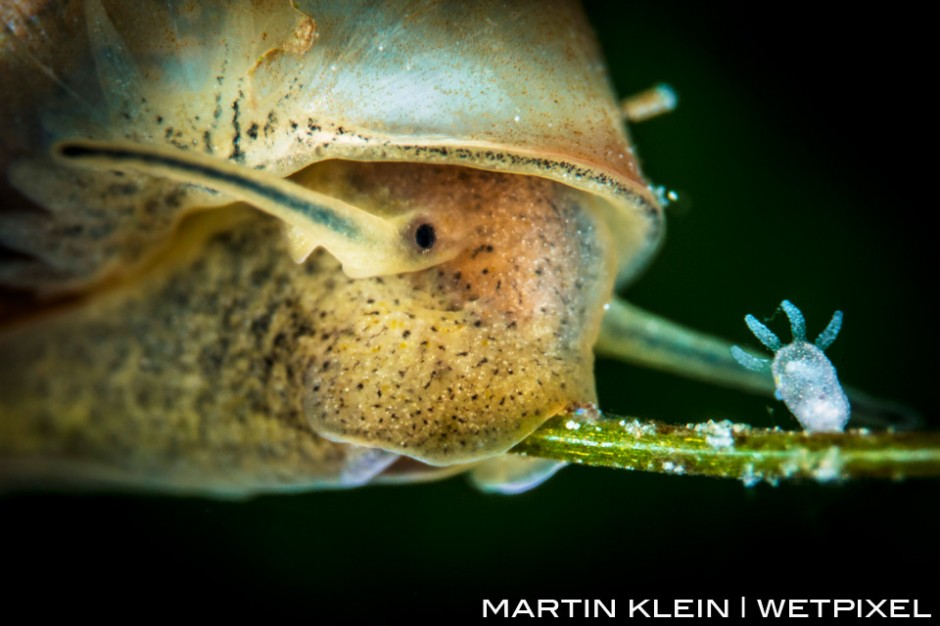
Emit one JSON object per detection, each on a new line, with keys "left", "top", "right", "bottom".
{"left": 0, "top": 0, "right": 663, "bottom": 495}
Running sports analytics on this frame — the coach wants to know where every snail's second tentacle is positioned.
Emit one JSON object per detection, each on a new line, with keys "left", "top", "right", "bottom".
{"left": 597, "top": 298, "right": 775, "bottom": 393}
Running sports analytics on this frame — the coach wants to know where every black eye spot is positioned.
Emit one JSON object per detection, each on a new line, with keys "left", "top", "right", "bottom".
{"left": 415, "top": 223, "right": 436, "bottom": 251}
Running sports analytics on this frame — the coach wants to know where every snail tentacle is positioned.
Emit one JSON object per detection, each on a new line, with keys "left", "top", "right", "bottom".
{"left": 53, "top": 140, "right": 453, "bottom": 278}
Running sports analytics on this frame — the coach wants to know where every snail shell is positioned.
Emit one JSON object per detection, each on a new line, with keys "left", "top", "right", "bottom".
{"left": 0, "top": 0, "right": 662, "bottom": 494}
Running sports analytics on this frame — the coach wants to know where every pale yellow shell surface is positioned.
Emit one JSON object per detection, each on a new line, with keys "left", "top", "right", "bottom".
{"left": 1, "top": 0, "right": 661, "bottom": 292}
{"left": 0, "top": 1, "right": 661, "bottom": 494}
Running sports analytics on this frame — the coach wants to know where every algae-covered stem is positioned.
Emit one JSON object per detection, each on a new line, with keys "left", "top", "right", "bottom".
{"left": 512, "top": 408, "right": 940, "bottom": 485}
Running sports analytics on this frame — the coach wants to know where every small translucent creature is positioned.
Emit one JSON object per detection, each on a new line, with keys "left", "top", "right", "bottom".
{"left": 731, "top": 300, "right": 850, "bottom": 432}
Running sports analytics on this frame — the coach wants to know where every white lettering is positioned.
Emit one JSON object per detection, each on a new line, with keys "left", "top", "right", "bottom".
{"left": 809, "top": 599, "right": 830, "bottom": 617}
{"left": 512, "top": 599, "right": 534, "bottom": 618}
{"left": 789, "top": 599, "right": 808, "bottom": 618}
{"left": 891, "top": 599, "right": 910, "bottom": 618}
{"left": 673, "top": 599, "right": 692, "bottom": 618}
{"left": 914, "top": 600, "right": 932, "bottom": 618}
{"left": 653, "top": 600, "right": 671, "bottom": 617}
{"left": 482, "top": 599, "right": 507, "bottom": 618}
{"left": 833, "top": 599, "right": 856, "bottom": 617}
{"left": 757, "top": 599, "right": 786, "bottom": 618}
{"left": 559, "top": 599, "right": 578, "bottom": 618}
{"left": 537, "top": 599, "right": 559, "bottom": 618}
{"left": 867, "top": 599, "right": 887, "bottom": 617}
{"left": 708, "top": 599, "right": 729, "bottom": 618}
{"left": 596, "top": 599, "right": 616, "bottom": 618}
{"left": 630, "top": 599, "right": 650, "bottom": 618}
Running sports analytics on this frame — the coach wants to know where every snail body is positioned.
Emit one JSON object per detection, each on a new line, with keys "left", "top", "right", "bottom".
{"left": 0, "top": 0, "right": 664, "bottom": 494}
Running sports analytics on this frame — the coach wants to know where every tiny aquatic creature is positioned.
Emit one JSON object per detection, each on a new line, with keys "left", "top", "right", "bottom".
{"left": 1, "top": 1, "right": 897, "bottom": 496}
{"left": 731, "top": 300, "right": 850, "bottom": 433}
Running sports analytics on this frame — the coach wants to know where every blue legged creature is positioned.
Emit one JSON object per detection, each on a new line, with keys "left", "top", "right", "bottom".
{"left": 731, "top": 300, "right": 850, "bottom": 432}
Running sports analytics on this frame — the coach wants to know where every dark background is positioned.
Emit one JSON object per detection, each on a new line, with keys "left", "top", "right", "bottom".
{"left": 3, "top": 3, "right": 936, "bottom": 622}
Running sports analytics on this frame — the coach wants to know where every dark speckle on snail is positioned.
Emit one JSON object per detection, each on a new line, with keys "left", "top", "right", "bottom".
{"left": 0, "top": 0, "right": 907, "bottom": 496}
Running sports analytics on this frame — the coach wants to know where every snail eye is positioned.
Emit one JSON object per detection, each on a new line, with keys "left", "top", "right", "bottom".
{"left": 414, "top": 223, "right": 436, "bottom": 251}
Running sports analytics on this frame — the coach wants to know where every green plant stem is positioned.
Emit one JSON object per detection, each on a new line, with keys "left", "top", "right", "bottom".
{"left": 511, "top": 408, "right": 940, "bottom": 485}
